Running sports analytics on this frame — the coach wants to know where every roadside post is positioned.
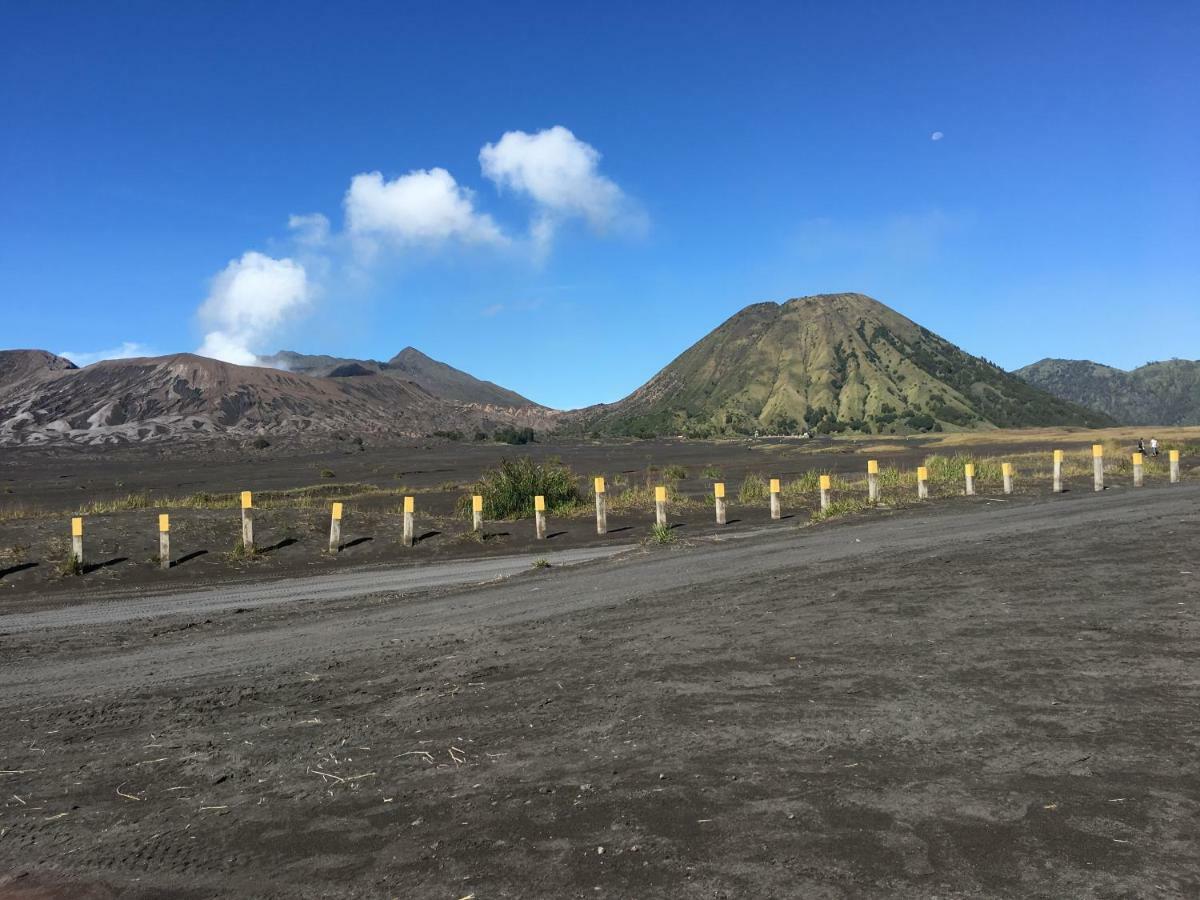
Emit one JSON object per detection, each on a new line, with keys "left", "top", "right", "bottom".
{"left": 964, "top": 463, "right": 976, "bottom": 496}
{"left": 534, "top": 495, "right": 547, "bottom": 540}
{"left": 1132, "top": 453, "right": 1144, "bottom": 488}
{"left": 1170, "top": 449, "right": 1180, "bottom": 484}
{"left": 1093, "top": 444, "right": 1105, "bottom": 492}
{"left": 1002, "top": 463, "right": 1013, "bottom": 495}
{"left": 70, "top": 516, "right": 84, "bottom": 571}
{"left": 240, "top": 490, "right": 255, "bottom": 552}
{"left": 867, "top": 460, "right": 879, "bottom": 503}
{"left": 158, "top": 514, "right": 170, "bottom": 570}
{"left": 472, "top": 495, "right": 484, "bottom": 533}
{"left": 328, "top": 502, "right": 343, "bottom": 553}
{"left": 714, "top": 482, "right": 726, "bottom": 525}
{"left": 1053, "top": 450, "right": 1064, "bottom": 493}
{"left": 819, "top": 474, "right": 832, "bottom": 511}
{"left": 769, "top": 478, "right": 782, "bottom": 520}
{"left": 917, "top": 466, "right": 929, "bottom": 500}
{"left": 655, "top": 485, "right": 667, "bottom": 526}
{"left": 402, "top": 496, "right": 415, "bottom": 547}
{"left": 594, "top": 477, "right": 608, "bottom": 535}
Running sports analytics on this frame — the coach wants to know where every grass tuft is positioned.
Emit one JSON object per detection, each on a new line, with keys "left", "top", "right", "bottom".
{"left": 646, "top": 522, "right": 675, "bottom": 545}
{"left": 811, "top": 498, "right": 872, "bottom": 522}
{"left": 738, "top": 473, "right": 768, "bottom": 505}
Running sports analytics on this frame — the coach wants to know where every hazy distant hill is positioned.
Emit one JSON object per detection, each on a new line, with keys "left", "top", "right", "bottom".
{"left": 1015, "top": 358, "right": 1200, "bottom": 426}
{"left": 576, "top": 293, "right": 1113, "bottom": 437}
{"left": 263, "top": 347, "right": 536, "bottom": 407}
{"left": 0, "top": 350, "right": 553, "bottom": 446}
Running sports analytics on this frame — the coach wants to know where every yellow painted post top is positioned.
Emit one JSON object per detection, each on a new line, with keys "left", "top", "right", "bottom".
{"left": 534, "top": 495, "right": 546, "bottom": 511}
{"left": 769, "top": 478, "right": 781, "bottom": 493}
{"left": 964, "top": 463, "right": 975, "bottom": 477}
{"left": 867, "top": 459, "right": 879, "bottom": 474}
{"left": 403, "top": 496, "right": 414, "bottom": 513}
{"left": 1092, "top": 444, "right": 1104, "bottom": 458}
{"left": 240, "top": 490, "right": 253, "bottom": 509}
{"left": 819, "top": 474, "right": 832, "bottom": 491}
{"left": 655, "top": 486, "right": 667, "bottom": 503}
{"left": 1132, "top": 453, "right": 1143, "bottom": 466}
{"left": 331, "top": 502, "right": 343, "bottom": 520}
{"left": 159, "top": 513, "right": 170, "bottom": 532}
{"left": 1002, "top": 463, "right": 1013, "bottom": 476}
{"left": 1170, "top": 449, "right": 1180, "bottom": 462}
{"left": 71, "top": 516, "right": 83, "bottom": 537}
{"left": 714, "top": 482, "right": 726, "bottom": 498}
{"left": 917, "top": 466, "right": 929, "bottom": 481}
{"left": 472, "top": 495, "right": 483, "bottom": 513}
{"left": 1053, "top": 449, "right": 1064, "bottom": 462}
{"left": 594, "top": 476, "right": 606, "bottom": 494}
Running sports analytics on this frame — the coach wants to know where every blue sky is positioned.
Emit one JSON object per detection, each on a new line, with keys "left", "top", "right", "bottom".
{"left": 2, "top": 1, "right": 1197, "bottom": 408}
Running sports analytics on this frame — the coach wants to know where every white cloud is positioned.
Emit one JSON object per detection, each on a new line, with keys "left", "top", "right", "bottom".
{"left": 479, "top": 126, "right": 642, "bottom": 251}
{"left": 288, "top": 212, "right": 331, "bottom": 246}
{"left": 59, "top": 341, "right": 155, "bottom": 368}
{"left": 343, "top": 168, "right": 505, "bottom": 246}
{"left": 197, "top": 251, "right": 309, "bottom": 366}
{"left": 930, "top": 131, "right": 944, "bottom": 141}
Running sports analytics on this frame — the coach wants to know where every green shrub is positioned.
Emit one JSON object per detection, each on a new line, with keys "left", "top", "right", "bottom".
{"left": 493, "top": 426, "right": 536, "bottom": 445}
{"left": 459, "top": 457, "right": 583, "bottom": 520}
{"left": 320, "top": 468, "right": 336, "bottom": 479}
{"left": 663, "top": 464, "right": 688, "bottom": 481}
{"left": 702, "top": 464, "right": 722, "bottom": 479}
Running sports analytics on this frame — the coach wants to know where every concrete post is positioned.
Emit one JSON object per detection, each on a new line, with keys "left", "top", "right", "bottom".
{"left": 534, "top": 495, "right": 547, "bottom": 540}
{"left": 1132, "top": 453, "right": 1144, "bottom": 488}
{"left": 1053, "top": 450, "right": 1064, "bottom": 493}
{"left": 1092, "top": 444, "right": 1105, "bottom": 492}
{"left": 714, "top": 482, "right": 726, "bottom": 525}
{"left": 964, "top": 463, "right": 976, "bottom": 496}
{"left": 240, "top": 491, "right": 255, "bottom": 552}
{"left": 819, "top": 474, "right": 831, "bottom": 511}
{"left": 594, "top": 477, "right": 607, "bottom": 535}
{"left": 917, "top": 466, "right": 929, "bottom": 500}
{"left": 769, "top": 478, "right": 782, "bottom": 520}
{"left": 867, "top": 459, "right": 879, "bottom": 503}
{"left": 158, "top": 514, "right": 170, "bottom": 570}
{"left": 402, "top": 496, "right": 414, "bottom": 547}
{"left": 1002, "top": 463, "right": 1013, "bottom": 495}
{"left": 328, "top": 502, "right": 343, "bottom": 553}
{"left": 472, "top": 495, "right": 483, "bottom": 533}
{"left": 70, "top": 516, "right": 83, "bottom": 572}
{"left": 1170, "top": 449, "right": 1180, "bottom": 484}
{"left": 654, "top": 485, "right": 667, "bottom": 526}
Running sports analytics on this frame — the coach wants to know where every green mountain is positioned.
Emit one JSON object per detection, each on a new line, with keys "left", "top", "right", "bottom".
{"left": 578, "top": 293, "right": 1113, "bottom": 437}
{"left": 1015, "top": 358, "right": 1200, "bottom": 426}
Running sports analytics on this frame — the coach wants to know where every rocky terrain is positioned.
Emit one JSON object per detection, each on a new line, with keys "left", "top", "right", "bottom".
{"left": 0, "top": 350, "right": 554, "bottom": 447}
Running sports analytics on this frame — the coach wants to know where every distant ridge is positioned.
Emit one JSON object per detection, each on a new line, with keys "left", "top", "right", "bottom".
{"left": 263, "top": 347, "right": 538, "bottom": 408}
{"left": 574, "top": 293, "right": 1112, "bottom": 437}
{"left": 0, "top": 350, "right": 553, "bottom": 446}
{"left": 1015, "top": 358, "right": 1200, "bottom": 426}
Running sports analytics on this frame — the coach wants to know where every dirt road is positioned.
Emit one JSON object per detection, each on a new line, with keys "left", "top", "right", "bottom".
{"left": 2, "top": 485, "right": 1198, "bottom": 897}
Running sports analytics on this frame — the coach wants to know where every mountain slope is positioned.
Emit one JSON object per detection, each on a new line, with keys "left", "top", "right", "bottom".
{"left": 0, "top": 352, "right": 555, "bottom": 446}
{"left": 578, "top": 293, "right": 1113, "bottom": 436}
{"left": 1016, "top": 358, "right": 1200, "bottom": 426}
{"left": 262, "top": 347, "right": 538, "bottom": 407}
{"left": 0, "top": 349, "right": 77, "bottom": 393}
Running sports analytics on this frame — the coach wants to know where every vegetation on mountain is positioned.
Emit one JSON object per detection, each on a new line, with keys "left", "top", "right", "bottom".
{"left": 575, "top": 294, "right": 1111, "bottom": 437}
{"left": 1015, "top": 358, "right": 1200, "bottom": 426}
